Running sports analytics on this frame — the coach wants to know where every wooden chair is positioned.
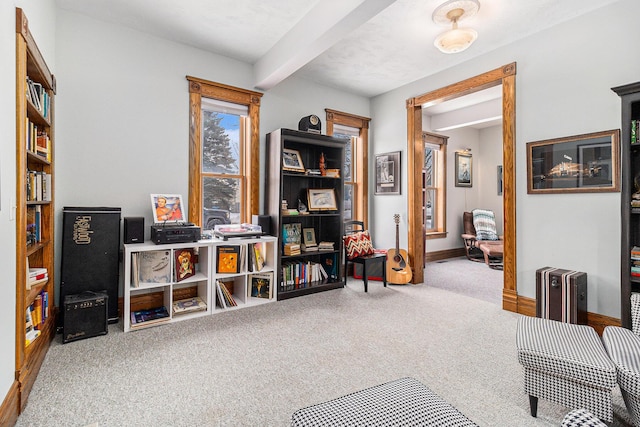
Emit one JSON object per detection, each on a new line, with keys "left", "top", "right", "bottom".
{"left": 343, "top": 220, "right": 387, "bottom": 292}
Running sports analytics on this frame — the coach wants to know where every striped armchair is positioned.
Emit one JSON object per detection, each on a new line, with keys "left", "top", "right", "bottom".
{"left": 601, "top": 293, "right": 640, "bottom": 426}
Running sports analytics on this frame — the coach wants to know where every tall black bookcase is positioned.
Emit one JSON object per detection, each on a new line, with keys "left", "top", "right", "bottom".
{"left": 265, "top": 129, "right": 346, "bottom": 300}
{"left": 613, "top": 81, "right": 640, "bottom": 329}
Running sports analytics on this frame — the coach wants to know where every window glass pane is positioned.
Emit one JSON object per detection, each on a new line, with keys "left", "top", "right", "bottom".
{"left": 424, "top": 147, "right": 434, "bottom": 187}
{"left": 202, "top": 176, "right": 240, "bottom": 228}
{"left": 202, "top": 110, "right": 241, "bottom": 174}
{"left": 344, "top": 184, "right": 353, "bottom": 221}
{"left": 333, "top": 132, "right": 352, "bottom": 181}
{"left": 425, "top": 189, "right": 435, "bottom": 230}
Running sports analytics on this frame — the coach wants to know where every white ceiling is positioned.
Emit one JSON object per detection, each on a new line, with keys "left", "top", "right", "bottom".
{"left": 56, "top": 0, "right": 622, "bottom": 99}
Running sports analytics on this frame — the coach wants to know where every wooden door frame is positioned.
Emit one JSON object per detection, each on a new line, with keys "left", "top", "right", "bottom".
{"left": 406, "top": 62, "right": 518, "bottom": 312}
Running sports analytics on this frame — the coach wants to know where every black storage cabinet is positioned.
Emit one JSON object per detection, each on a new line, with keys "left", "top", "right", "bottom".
{"left": 60, "top": 207, "right": 121, "bottom": 324}
{"left": 536, "top": 266, "right": 587, "bottom": 325}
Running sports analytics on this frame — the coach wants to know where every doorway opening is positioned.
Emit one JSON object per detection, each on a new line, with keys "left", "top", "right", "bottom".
{"left": 406, "top": 62, "right": 518, "bottom": 312}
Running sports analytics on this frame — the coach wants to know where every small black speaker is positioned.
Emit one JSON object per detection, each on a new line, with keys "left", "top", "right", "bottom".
{"left": 124, "top": 216, "right": 144, "bottom": 244}
{"left": 63, "top": 291, "right": 108, "bottom": 344}
{"left": 252, "top": 214, "right": 271, "bottom": 235}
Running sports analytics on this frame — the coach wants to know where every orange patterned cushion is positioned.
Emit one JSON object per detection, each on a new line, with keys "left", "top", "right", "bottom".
{"left": 343, "top": 231, "right": 375, "bottom": 260}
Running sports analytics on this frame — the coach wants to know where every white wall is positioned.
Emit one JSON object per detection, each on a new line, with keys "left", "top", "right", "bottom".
{"left": 371, "top": 0, "right": 640, "bottom": 318}
{"left": 0, "top": 0, "right": 56, "bottom": 406}
{"left": 54, "top": 9, "right": 370, "bottom": 299}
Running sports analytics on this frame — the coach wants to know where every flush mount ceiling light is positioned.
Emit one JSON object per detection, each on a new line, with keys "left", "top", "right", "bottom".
{"left": 432, "top": 0, "right": 480, "bottom": 54}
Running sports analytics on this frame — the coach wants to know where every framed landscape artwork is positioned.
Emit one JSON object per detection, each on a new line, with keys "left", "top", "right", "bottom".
{"left": 375, "top": 151, "right": 401, "bottom": 195}
{"left": 307, "top": 188, "right": 337, "bottom": 211}
{"left": 526, "top": 129, "right": 620, "bottom": 194}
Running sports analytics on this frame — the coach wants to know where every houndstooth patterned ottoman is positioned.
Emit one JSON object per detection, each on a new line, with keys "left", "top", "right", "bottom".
{"left": 290, "top": 377, "right": 477, "bottom": 426}
{"left": 561, "top": 408, "right": 607, "bottom": 426}
{"left": 516, "top": 316, "right": 617, "bottom": 421}
{"left": 602, "top": 325, "right": 640, "bottom": 426}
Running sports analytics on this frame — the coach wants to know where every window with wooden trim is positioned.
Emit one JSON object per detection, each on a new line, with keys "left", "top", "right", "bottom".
{"left": 187, "top": 76, "right": 262, "bottom": 228}
{"left": 326, "top": 109, "right": 370, "bottom": 226}
{"left": 423, "top": 132, "right": 447, "bottom": 238}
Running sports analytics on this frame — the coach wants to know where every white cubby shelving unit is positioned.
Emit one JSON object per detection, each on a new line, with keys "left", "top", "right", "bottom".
{"left": 123, "top": 235, "right": 277, "bottom": 332}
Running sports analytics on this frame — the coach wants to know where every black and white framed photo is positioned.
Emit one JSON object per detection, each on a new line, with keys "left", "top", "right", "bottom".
{"left": 455, "top": 152, "right": 472, "bottom": 187}
{"left": 375, "top": 151, "right": 401, "bottom": 195}
{"left": 282, "top": 148, "right": 305, "bottom": 172}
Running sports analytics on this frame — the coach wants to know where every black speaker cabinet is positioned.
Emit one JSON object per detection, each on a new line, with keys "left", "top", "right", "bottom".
{"left": 252, "top": 214, "right": 271, "bottom": 236}
{"left": 63, "top": 291, "right": 108, "bottom": 343}
{"left": 61, "top": 207, "right": 121, "bottom": 324}
{"left": 124, "top": 216, "right": 144, "bottom": 244}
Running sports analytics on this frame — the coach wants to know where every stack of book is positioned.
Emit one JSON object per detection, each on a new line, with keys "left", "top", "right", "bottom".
{"left": 130, "top": 306, "right": 170, "bottom": 328}
{"left": 27, "top": 266, "right": 48, "bottom": 290}
{"left": 172, "top": 296, "right": 207, "bottom": 315}
{"left": 632, "top": 246, "right": 640, "bottom": 279}
{"left": 301, "top": 243, "right": 318, "bottom": 252}
{"left": 284, "top": 243, "right": 301, "bottom": 255}
{"left": 318, "top": 241, "right": 335, "bottom": 251}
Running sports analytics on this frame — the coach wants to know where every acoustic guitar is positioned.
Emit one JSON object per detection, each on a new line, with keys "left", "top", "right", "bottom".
{"left": 386, "top": 214, "right": 412, "bottom": 284}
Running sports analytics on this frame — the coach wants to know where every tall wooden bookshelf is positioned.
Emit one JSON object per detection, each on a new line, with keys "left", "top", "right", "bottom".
{"left": 15, "top": 7, "right": 57, "bottom": 412}
{"left": 265, "top": 129, "right": 346, "bottom": 299}
{"left": 613, "top": 81, "right": 640, "bottom": 329}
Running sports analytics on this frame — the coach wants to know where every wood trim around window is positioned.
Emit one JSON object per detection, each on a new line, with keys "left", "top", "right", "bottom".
{"left": 406, "top": 63, "right": 517, "bottom": 314}
{"left": 326, "top": 109, "right": 370, "bottom": 227}
{"left": 186, "top": 76, "right": 263, "bottom": 225}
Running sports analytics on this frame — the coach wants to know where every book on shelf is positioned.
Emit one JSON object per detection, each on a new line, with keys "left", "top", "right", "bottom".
{"left": 318, "top": 241, "right": 335, "bottom": 251}
{"left": 217, "top": 245, "right": 241, "bottom": 274}
{"left": 172, "top": 296, "right": 207, "bottom": 315}
{"left": 134, "top": 250, "right": 171, "bottom": 286}
{"left": 174, "top": 248, "right": 196, "bottom": 282}
{"left": 215, "top": 280, "right": 227, "bottom": 309}
{"left": 632, "top": 119, "right": 639, "bottom": 144}
{"left": 301, "top": 243, "right": 318, "bottom": 252}
{"left": 279, "top": 260, "right": 328, "bottom": 291}
{"left": 216, "top": 280, "right": 237, "bottom": 307}
{"left": 282, "top": 223, "right": 302, "bottom": 245}
{"left": 252, "top": 241, "right": 266, "bottom": 271}
{"left": 249, "top": 272, "right": 273, "bottom": 299}
{"left": 130, "top": 306, "right": 170, "bottom": 327}
{"left": 284, "top": 243, "right": 301, "bottom": 256}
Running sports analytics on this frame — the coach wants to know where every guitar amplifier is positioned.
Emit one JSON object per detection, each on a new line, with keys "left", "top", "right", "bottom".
{"left": 63, "top": 291, "right": 109, "bottom": 343}
{"left": 536, "top": 267, "right": 587, "bottom": 325}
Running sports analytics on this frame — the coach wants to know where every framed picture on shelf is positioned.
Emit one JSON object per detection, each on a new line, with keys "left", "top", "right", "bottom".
{"left": 282, "top": 148, "right": 305, "bottom": 172}
{"left": 375, "top": 151, "right": 401, "bottom": 195}
{"left": 307, "top": 188, "right": 337, "bottom": 211}
{"left": 526, "top": 129, "right": 620, "bottom": 194}
{"left": 303, "top": 228, "right": 317, "bottom": 246}
{"left": 151, "top": 194, "right": 185, "bottom": 223}
{"left": 455, "top": 152, "right": 472, "bottom": 187}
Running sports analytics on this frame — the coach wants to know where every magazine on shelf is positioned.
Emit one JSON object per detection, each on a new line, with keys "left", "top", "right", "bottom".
{"left": 249, "top": 272, "right": 273, "bottom": 299}
{"left": 217, "top": 245, "right": 241, "bottom": 274}
{"left": 135, "top": 250, "right": 171, "bottom": 285}
{"left": 174, "top": 248, "right": 196, "bottom": 282}
{"left": 172, "top": 296, "right": 207, "bottom": 315}
{"left": 130, "top": 306, "right": 170, "bottom": 327}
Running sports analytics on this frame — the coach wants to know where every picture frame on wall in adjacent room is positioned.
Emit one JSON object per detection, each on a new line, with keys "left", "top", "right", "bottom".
{"left": 526, "top": 129, "right": 620, "bottom": 194}
{"left": 455, "top": 152, "right": 472, "bottom": 188}
{"left": 375, "top": 151, "right": 401, "bottom": 195}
